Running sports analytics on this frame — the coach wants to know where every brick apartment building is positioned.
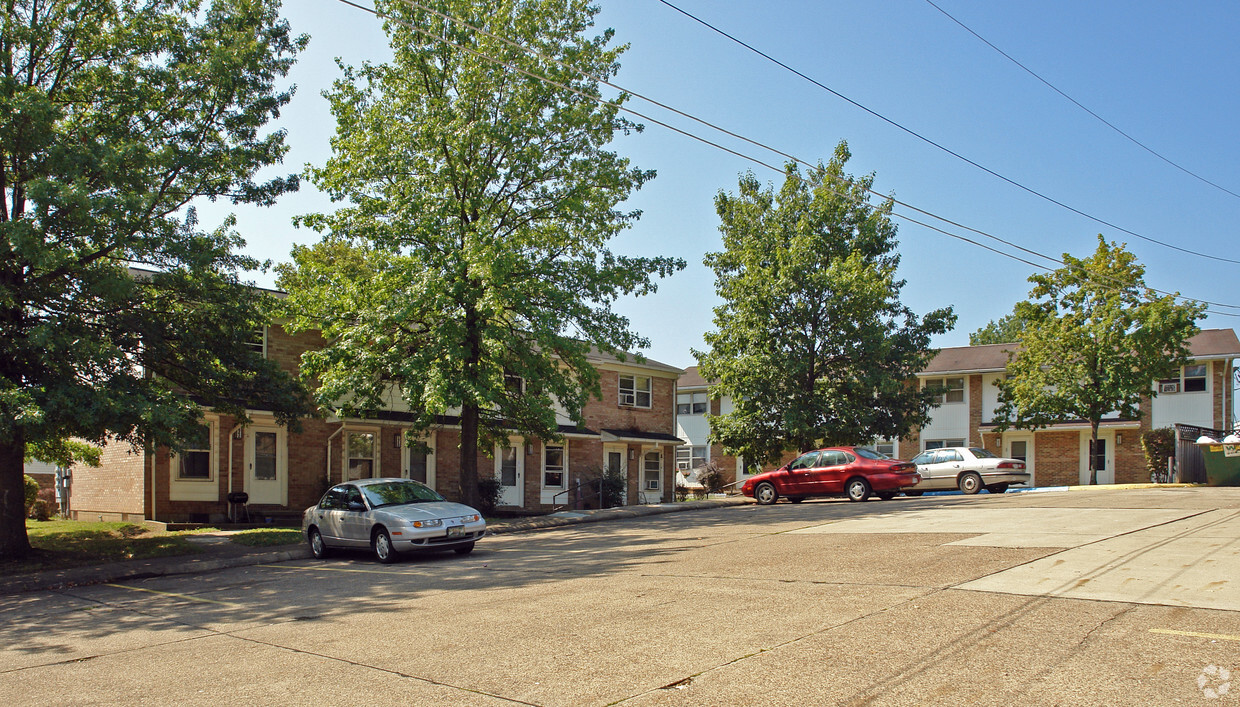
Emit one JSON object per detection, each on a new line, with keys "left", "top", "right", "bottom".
{"left": 67, "top": 323, "right": 683, "bottom": 524}
{"left": 677, "top": 329, "right": 1240, "bottom": 488}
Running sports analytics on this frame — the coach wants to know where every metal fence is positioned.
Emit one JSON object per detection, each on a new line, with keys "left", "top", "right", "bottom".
{"left": 1174, "top": 423, "right": 1223, "bottom": 484}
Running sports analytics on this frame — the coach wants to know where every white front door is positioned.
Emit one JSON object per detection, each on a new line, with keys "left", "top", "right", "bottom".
{"left": 402, "top": 433, "right": 436, "bottom": 490}
{"left": 1081, "top": 432, "right": 1115, "bottom": 485}
{"left": 1004, "top": 434, "right": 1035, "bottom": 487}
{"left": 245, "top": 425, "right": 287, "bottom": 506}
{"left": 496, "top": 439, "right": 524, "bottom": 507}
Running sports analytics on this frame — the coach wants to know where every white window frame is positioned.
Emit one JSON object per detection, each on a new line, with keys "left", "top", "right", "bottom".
{"left": 1183, "top": 363, "right": 1208, "bottom": 393}
{"left": 924, "top": 438, "right": 965, "bottom": 451}
{"left": 676, "top": 392, "right": 708, "bottom": 415}
{"left": 543, "top": 444, "right": 566, "bottom": 489}
{"left": 925, "top": 377, "right": 965, "bottom": 404}
{"left": 169, "top": 416, "right": 219, "bottom": 502}
{"left": 246, "top": 325, "right": 267, "bottom": 357}
{"left": 619, "top": 374, "right": 652, "bottom": 408}
{"left": 345, "top": 430, "right": 379, "bottom": 480}
{"left": 675, "top": 445, "right": 707, "bottom": 470}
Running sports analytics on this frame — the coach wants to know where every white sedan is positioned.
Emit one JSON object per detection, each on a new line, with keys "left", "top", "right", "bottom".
{"left": 905, "top": 447, "right": 1030, "bottom": 495}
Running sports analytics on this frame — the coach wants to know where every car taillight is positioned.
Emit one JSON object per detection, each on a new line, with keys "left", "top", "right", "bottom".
{"left": 997, "top": 461, "right": 1025, "bottom": 470}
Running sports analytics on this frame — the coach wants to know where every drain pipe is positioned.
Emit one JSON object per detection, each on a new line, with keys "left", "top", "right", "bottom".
{"left": 226, "top": 421, "right": 243, "bottom": 521}
{"left": 326, "top": 424, "right": 345, "bottom": 485}
{"left": 149, "top": 446, "right": 156, "bottom": 523}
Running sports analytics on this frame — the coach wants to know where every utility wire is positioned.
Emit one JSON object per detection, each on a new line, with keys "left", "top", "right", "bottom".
{"left": 652, "top": 0, "right": 1240, "bottom": 267}
{"left": 925, "top": 0, "right": 1240, "bottom": 202}
{"left": 328, "top": 0, "right": 1239, "bottom": 317}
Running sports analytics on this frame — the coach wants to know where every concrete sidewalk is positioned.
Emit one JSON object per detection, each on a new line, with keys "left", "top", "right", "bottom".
{"left": 0, "top": 498, "right": 748, "bottom": 595}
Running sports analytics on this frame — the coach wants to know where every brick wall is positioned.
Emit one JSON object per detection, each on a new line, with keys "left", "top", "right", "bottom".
{"left": 69, "top": 439, "right": 147, "bottom": 521}
{"left": 586, "top": 371, "right": 676, "bottom": 435}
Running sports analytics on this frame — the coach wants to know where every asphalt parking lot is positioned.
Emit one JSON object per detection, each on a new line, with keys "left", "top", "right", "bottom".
{"left": 2, "top": 487, "right": 1238, "bottom": 705}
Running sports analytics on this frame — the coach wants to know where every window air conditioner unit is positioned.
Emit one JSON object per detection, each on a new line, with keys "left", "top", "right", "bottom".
{"left": 1159, "top": 381, "right": 1180, "bottom": 394}
{"left": 620, "top": 393, "right": 636, "bottom": 406}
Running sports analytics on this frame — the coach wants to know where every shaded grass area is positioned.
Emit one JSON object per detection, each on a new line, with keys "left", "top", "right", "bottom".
{"left": 229, "top": 528, "right": 303, "bottom": 547}
{"left": 4, "top": 520, "right": 205, "bottom": 575}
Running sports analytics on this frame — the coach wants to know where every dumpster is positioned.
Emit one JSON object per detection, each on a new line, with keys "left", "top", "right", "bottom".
{"left": 1194, "top": 435, "right": 1240, "bottom": 486}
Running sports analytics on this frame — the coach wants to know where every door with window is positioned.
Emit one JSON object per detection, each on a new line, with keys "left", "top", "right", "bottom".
{"left": 496, "top": 439, "right": 524, "bottom": 507}
{"left": 1004, "top": 435, "right": 1034, "bottom": 487}
{"left": 402, "top": 434, "right": 435, "bottom": 490}
{"left": 1084, "top": 434, "right": 1114, "bottom": 485}
{"left": 641, "top": 450, "right": 663, "bottom": 503}
{"left": 810, "top": 449, "right": 853, "bottom": 494}
{"left": 604, "top": 444, "right": 627, "bottom": 504}
{"left": 245, "top": 425, "right": 287, "bottom": 506}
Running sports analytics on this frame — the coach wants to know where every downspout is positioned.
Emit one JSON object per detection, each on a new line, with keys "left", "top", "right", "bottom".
{"left": 226, "top": 421, "right": 243, "bottom": 501}
{"left": 149, "top": 446, "right": 156, "bottom": 523}
{"left": 326, "top": 424, "right": 345, "bottom": 485}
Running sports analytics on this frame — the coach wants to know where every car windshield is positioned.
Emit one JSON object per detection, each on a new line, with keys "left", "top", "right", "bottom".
{"left": 969, "top": 448, "right": 998, "bottom": 459}
{"left": 361, "top": 480, "right": 445, "bottom": 508}
{"left": 853, "top": 447, "right": 889, "bottom": 460}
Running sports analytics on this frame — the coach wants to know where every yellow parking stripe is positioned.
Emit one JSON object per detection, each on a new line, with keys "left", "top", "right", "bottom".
{"left": 257, "top": 564, "right": 400, "bottom": 576}
{"left": 104, "top": 583, "right": 236, "bottom": 607}
{"left": 1150, "top": 628, "right": 1240, "bottom": 642}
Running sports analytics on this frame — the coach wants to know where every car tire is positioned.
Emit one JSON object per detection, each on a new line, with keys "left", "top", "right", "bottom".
{"left": 754, "top": 482, "right": 779, "bottom": 505}
{"left": 788, "top": 496, "right": 804, "bottom": 504}
{"left": 846, "top": 478, "right": 871, "bottom": 502}
{"left": 877, "top": 492, "right": 896, "bottom": 501}
{"left": 308, "top": 527, "right": 330, "bottom": 560}
{"left": 959, "top": 472, "right": 982, "bottom": 495}
{"left": 903, "top": 490, "right": 924, "bottom": 497}
{"left": 987, "top": 483, "right": 1009, "bottom": 494}
{"left": 454, "top": 542, "right": 475, "bottom": 555}
{"left": 373, "top": 528, "right": 398, "bottom": 564}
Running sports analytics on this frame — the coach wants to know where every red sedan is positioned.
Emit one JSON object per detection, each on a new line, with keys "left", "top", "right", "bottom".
{"left": 741, "top": 446, "right": 920, "bottom": 504}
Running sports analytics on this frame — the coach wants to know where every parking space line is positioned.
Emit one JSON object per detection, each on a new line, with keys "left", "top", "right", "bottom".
{"left": 1150, "top": 628, "right": 1240, "bottom": 642}
{"left": 257, "top": 564, "right": 402, "bottom": 576}
{"left": 104, "top": 583, "right": 237, "bottom": 607}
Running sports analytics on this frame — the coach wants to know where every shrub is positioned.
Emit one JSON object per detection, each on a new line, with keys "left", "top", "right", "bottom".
{"left": 599, "top": 468, "right": 627, "bottom": 508}
{"left": 697, "top": 461, "right": 726, "bottom": 495}
{"left": 36, "top": 487, "right": 59, "bottom": 517}
{"left": 675, "top": 482, "right": 689, "bottom": 502}
{"left": 1142, "top": 428, "right": 1176, "bottom": 481}
{"left": 476, "top": 477, "right": 503, "bottom": 515}
{"left": 29, "top": 500, "right": 52, "bottom": 521}
{"left": 23, "top": 475, "right": 39, "bottom": 515}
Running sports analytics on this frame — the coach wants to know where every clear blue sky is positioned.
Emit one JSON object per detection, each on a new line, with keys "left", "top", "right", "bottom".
{"left": 196, "top": 0, "right": 1240, "bottom": 370}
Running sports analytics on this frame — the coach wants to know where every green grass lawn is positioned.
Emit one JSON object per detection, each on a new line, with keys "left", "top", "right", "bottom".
{"left": 5, "top": 519, "right": 205, "bottom": 575}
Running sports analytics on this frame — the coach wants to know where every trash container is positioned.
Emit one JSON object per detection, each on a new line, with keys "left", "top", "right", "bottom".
{"left": 1194, "top": 435, "right": 1240, "bottom": 486}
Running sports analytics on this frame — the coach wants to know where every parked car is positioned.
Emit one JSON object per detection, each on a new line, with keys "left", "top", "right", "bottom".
{"left": 904, "top": 447, "right": 1030, "bottom": 495}
{"left": 303, "top": 478, "right": 486, "bottom": 563}
{"left": 741, "top": 446, "right": 920, "bottom": 504}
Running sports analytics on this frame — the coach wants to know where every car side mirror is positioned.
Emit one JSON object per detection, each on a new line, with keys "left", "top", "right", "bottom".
{"left": 347, "top": 501, "right": 366, "bottom": 512}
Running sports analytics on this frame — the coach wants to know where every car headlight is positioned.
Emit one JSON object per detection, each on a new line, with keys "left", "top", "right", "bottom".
{"left": 411, "top": 519, "right": 443, "bottom": 528}
{"left": 460, "top": 514, "right": 480, "bottom": 523}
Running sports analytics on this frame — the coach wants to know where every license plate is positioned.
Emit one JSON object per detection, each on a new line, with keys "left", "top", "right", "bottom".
{"left": 446, "top": 525, "right": 464, "bottom": 538}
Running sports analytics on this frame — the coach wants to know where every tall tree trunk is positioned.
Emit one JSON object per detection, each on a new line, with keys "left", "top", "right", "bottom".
{"left": 459, "top": 402, "right": 480, "bottom": 508}
{"left": 0, "top": 430, "right": 32, "bottom": 559}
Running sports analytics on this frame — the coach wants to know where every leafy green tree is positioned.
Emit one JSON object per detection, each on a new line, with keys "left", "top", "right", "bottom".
{"left": 278, "top": 0, "right": 682, "bottom": 506}
{"left": 697, "top": 143, "right": 956, "bottom": 466}
{"left": 994, "top": 236, "right": 1204, "bottom": 484}
{"left": 970, "top": 310, "right": 1032, "bottom": 345}
{"left": 26, "top": 439, "right": 102, "bottom": 469}
{"left": 0, "top": 0, "right": 312, "bottom": 559}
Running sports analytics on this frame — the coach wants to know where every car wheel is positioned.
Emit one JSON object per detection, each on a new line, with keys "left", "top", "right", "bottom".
{"left": 903, "top": 490, "right": 924, "bottom": 497}
{"left": 877, "top": 492, "right": 896, "bottom": 501}
{"left": 754, "top": 482, "right": 779, "bottom": 505}
{"left": 846, "top": 478, "right": 871, "bottom": 502}
{"left": 959, "top": 472, "right": 982, "bottom": 495}
{"left": 454, "top": 542, "right": 475, "bottom": 555}
{"left": 308, "top": 527, "right": 330, "bottom": 560}
{"left": 988, "top": 483, "right": 1009, "bottom": 494}
{"left": 788, "top": 496, "right": 804, "bottom": 504}
{"left": 373, "top": 528, "right": 398, "bottom": 564}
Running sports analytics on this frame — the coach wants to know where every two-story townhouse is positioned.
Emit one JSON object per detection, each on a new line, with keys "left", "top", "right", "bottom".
{"left": 906, "top": 329, "right": 1240, "bottom": 486}
{"left": 67, "top": 323, "right": 683, "bottom": 524}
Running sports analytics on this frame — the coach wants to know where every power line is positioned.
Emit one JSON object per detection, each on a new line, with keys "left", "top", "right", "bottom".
{"left": 652, "top": 0, "right": 1240, "bottom": 267}
{"left": 327, "top": 0, "right": 1240, "bottom": 317}
{"left": 924, "top": 0, "right": 1240, "bottom": 202}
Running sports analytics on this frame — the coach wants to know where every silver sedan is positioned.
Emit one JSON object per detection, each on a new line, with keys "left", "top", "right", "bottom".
{"left": 905, "top": 447, "right": 1031, "bottom": 495}
{"left": 302, "top": 478, "right": 487, "bottom": 563}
